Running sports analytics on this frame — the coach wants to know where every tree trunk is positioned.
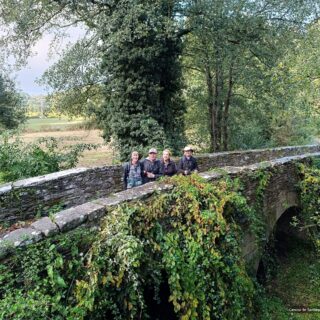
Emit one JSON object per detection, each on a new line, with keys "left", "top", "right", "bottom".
{"left": 205, "top": 65, "right": 217, "bottom": 152}
{"left": 222, "top": 62, "right": 234, "bottom": 150}
{"left": 216, "top": 62, "right": 225, "bottom": 151}
{"left": 214, "top": 59, "right": 224, "bottom": 151}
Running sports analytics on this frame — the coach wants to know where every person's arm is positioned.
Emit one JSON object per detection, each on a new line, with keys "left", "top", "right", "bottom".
{"left": 139, "top": 162, "right": 145, "bottom": 183}
{"left": 177, "top": 158, "right": 184, "bottom": 174}
{"left": 123, "top": 163, "right": 128, "bottom": 189}
{"left": 159, "top": 162, "right": 164, "bottom": 176}
{"left": 141, "top": 160, "right": 149, "bottom": 183}
{"left": 192, "top": 157, "right": 198, "bottom": 172}
{"left": 154, "top": 161, "right": 163, "bottom": 179}
{"left": 141, "top": 159, "right": 147, "bottom": 176}
{"left": 171, "top": 161, "right": 177, "bottom": 175}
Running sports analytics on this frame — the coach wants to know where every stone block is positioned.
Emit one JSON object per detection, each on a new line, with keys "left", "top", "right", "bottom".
{"left": 85, "top": 202, "right": 106, "bottom": 221}
{"left": 93, "top": 196, "right": 123, "bottom": 207}
{"left": 31, "top": 217, "right": 59, "bottom": 237}
{"left": 0, "top": 183, "right": 12, "bottom": 195}
{"left": 2, "top": 227, "right": 43, "bottom": 247}
{"left": 53, "top": 202, "right": 105, "bottom": 231}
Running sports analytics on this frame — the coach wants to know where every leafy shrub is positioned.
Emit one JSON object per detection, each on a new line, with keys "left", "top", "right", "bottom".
{"left": 0, "top": 228, "right": 96, "bottom": 319}
{"left": 0, "top": 73, "right": 26, "bottom": 131}
{"left": 1, "top": 160, "right": 319, "bottom": 319}
{"left": 0, "top": 131, "right": 98, "bottom": 183}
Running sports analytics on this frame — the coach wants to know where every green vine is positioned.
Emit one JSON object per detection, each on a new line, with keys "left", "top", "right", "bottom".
{"left": 247, "top": 167, "right": 273, "bottom": 208}
{"left": 246, "top": 168, "right": 274, "bottom": 249}
{"left": 296, "top": 162, "right": 320, "bottom": 253}
{"left": 0, "top": 174, "right": 269, "bottom": 319}
{"left": 0, "top": 227, "right": 97, "bottom": 319}
{"left": 73, "top": 175, "right": 257, "bottom": 319}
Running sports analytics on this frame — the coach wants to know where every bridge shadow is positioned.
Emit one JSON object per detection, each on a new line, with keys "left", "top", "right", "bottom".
{"left": 144, "top": 271, "right": 177, "bottom": 320}
{"left": 256, "top": 206, "right": 308, "bottom": 284}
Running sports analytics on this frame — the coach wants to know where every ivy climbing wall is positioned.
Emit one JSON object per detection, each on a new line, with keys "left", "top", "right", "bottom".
{"left": 1, "top": 153, "right": 320, "bottom": 320}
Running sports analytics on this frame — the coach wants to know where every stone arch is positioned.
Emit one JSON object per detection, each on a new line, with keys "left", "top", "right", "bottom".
{"left": 256, "top": 205, "right": 309, "bottom": 282}
{"left": 264, "top": 189, "right": 299, "bottom": 241}
{"left": 242, "top": 187, "right": 300, "bottom": 274}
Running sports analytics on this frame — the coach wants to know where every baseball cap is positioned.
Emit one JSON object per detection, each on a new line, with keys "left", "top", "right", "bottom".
{"left": 183, "top": 146, "right": 193, "bottom": 152}
{"left": 148, "top": 148, "right": 158, "bottom": 154}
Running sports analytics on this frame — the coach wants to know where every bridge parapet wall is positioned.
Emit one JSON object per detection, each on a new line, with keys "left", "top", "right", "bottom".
{"left": 1, "top": 152, "right": 320, "bottom": 264}
{"left": 1, "top": 145, "right": 319, "bottom": 225}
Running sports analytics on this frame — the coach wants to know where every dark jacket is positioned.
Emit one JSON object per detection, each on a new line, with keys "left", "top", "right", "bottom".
{"left": 178, "top": 156, "right": 198, "bottom": 175}
{"left": 160, "top": 159, "right": 177, "bottom": 177}
{"left": 123, "top": 161, "right": 144, "bottom": 189}
{"left": 142, "top": 158, "right": 162, "bottom": 183}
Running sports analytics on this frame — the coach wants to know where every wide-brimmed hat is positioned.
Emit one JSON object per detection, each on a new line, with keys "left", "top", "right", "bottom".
{"left": 148, "top": 148, "right": 158, "bottom": 154}
{"left": 183, "top": 146, "right": 193, "bottom": 152}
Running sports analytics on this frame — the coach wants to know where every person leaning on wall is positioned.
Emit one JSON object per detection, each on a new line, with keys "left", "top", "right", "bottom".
{"left": 142, "top": 148, "right": 162, "bottom": 184}
{"left": 178, "top": 146, "right": 198, "bottom": 175}
{"left": 160, "top": 149, "right": 177, "bottom": 177}
{"left": 123, "top": 151, "right": 144, "bottom": 189}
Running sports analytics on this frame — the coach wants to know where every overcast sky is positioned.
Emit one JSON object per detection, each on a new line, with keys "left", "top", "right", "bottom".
{"left": 15, "top": 34, "right": 55, "bottom": 95}
{"left": 14, "top": 27, "right": 84, "bottom": 96}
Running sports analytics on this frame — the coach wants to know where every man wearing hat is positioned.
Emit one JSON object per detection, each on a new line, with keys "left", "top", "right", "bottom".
{"left": 178, "top": 146, "right": 198, "bottom": 175}
{"left": 142, "top": 148, "right": 163, "bottom": 183}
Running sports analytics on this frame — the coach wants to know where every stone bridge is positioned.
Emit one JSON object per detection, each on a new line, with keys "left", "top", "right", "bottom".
{"left": 1, "top": 144, "right": 320, "bottom": 272}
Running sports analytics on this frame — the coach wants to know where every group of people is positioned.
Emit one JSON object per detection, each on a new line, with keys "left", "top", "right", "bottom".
{"left": 123, "top": 146, "right": 198, "bottom": 189}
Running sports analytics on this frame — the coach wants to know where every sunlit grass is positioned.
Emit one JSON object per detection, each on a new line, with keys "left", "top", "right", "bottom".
{"left": 265, "top": 240, "right": 320, "bottom": 320}
{"left": 24, "top": 117, "right": 84, "bottom": 132}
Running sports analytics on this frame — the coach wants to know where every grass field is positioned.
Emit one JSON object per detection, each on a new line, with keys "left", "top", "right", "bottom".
{"left": 21, "top": 118, "right": 118, "bottom": 167}
{"left": 24, "top": 117, "right": 84, "bottom": 132}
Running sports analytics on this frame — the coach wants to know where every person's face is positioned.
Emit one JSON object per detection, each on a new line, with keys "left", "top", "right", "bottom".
{"left": 149, "top": 152, "right": 157, "bottom": 161}
{"left": 184, "top": 150, "right": 192, "bottom": 158}
{"left": 131, "top": 152, "right": 139, "bottom": 162}
{"left": 163, "top": 151, "right": 170, "bottom": 161}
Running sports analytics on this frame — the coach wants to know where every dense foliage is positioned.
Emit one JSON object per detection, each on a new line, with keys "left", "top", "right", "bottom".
{"left": 98, "top": 1, "right": 186, "bottom": 159}
{"left": 183, "top": 1, "right": 319, "bottom": 152}
{"left": 0, "top": 73, "right": 26, "bottom": 130}
{"left": 0, "top": 1, "right": 187, "bottom": 160}
{"left": 0, "top": 228, "right": 96, "bottom": 319}
{"left": 0, "top": 131, "right": 97, "bottom": 183}
{"left": 0, "top": 175, "right": 259, "bottom": 319}
{"left": 296, "top": 161, "right": 320, "bottom": 253}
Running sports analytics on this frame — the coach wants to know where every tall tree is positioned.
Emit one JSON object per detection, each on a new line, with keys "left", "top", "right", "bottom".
{"left": 0, "top": 73, "right": 26, "bottom": 130}
{"left": 0, "top": 0, "right": 186, "bottom": 159}
{"left": 184, "top": 0, "right": 320, "bottom": 152}
{"left": 97, "top": 1, "right": 186, "bottom": 158}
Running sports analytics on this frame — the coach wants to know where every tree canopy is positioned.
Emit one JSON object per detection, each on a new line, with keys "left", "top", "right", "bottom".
{"left": 1, "top": 0, "right": 320, "bottom": 156}
{"left": 183, "top": 0, "right": 320, "bottom": 151}
{"left": 96, "top": 1, "right": 186, "bottom": 158}
{"left": 1, "top": 0, "right": 188, "bottom": 159}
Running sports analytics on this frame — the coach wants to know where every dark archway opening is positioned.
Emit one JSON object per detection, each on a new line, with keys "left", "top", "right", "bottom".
{"left": 90, "top": 271, "right": 177, "bottom": 320}
{"left": 144, "top": 271, "right": 177, "bottom": 320}
{"left": 256, "top": 206, "right": 308, "bottom": 284}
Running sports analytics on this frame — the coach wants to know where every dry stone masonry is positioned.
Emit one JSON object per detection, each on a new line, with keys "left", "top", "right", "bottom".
{"left": 1, "top": 145, "right": 320, "bottom": 270}
{"left": 0, "top": 166, "right": 123, "bottom": 224}
{"left": 1, "top": 144, "right": 320, "bottom": 225}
